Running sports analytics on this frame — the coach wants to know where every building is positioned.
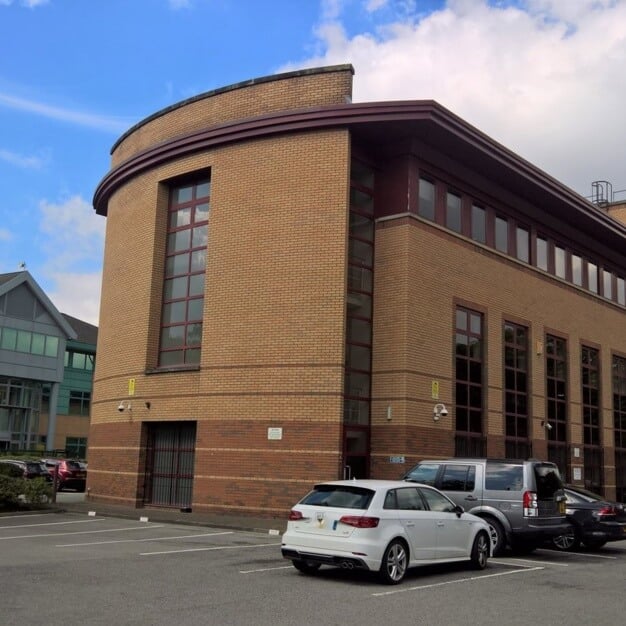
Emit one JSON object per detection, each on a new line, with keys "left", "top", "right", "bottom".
{"left": 90, "top": 65, "right": 626, "bottom": 518}
{"left": 0, "top": 271, "right": 96, "bottom": 456}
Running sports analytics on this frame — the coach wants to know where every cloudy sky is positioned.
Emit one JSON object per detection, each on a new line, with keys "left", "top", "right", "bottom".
{"left": 1, "top": 0, "right": 624, "bottom": 325}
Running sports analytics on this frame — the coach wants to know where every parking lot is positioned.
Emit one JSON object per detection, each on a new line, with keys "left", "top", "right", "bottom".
{"left": 1, "top": 509, "right": 625, "bottom": 626}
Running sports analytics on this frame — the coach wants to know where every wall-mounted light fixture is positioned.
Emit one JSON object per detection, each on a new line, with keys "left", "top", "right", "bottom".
{"left": 145, "top": 401, "right": 151, "bottom": 410}
{"left": 117, "top": 401, "right": 132, "bottom": 413}
{"left": 541, "top": 420, "right": 552, "bottom": 431}
{"left": 433, "top": 403, "right": 448, "bottom": 422}
{"left": 386, "top": 405, "right": 392, "bottom": 421}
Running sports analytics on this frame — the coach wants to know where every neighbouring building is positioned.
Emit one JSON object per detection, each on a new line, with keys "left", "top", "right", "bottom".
{"left": 90, "top": 65, "right": 626, "bottom": 518}
{"left": 0, "top": 271, "right": 97, "bottom": 456}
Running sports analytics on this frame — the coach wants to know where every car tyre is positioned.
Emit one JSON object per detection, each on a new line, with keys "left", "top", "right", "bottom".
{"left": 484, "top": 517, "right": 505, "bottom": 556}
{"left": 379, "top": 539, "right": 408, "bottom": 585}
{"left": 552, "top": 526, "right": 579, "bottom": 551}
{"left": 292, "top": 560, "right": 321, "bottom": 575}
{"left": 470, "top": 531, "right": 489, "bottom": 570}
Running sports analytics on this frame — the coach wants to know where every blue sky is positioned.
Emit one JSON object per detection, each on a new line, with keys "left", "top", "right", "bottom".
{"left": 1, "top": 0, "right": 625, "bottom": 324}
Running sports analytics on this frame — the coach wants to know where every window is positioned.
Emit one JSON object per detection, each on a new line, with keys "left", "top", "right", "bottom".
{"left": 418, "top": 178, "right": 435, "bottom": 221}
{"left": 159, "top": 176, "right": 210, "bottom": 367}
{"left": 455, "top": 307, "right": 484, "bottom": 456}
{"left": 471, "top": 205, "right": 486, "bottom": 243}
{"left": 614, "top": 356, "right": 626, "bottom": 502}
{"left": 582, "top": 346, "right": 602, "bottom": 491}
{"left": 65, "top": 437, "right": 87, "bottom": 459}
{"left": 546, "top": 335, "right": 568, "bottom": 478}
{"left": 66, "top": 351, "right": 95, "bottom": 371}
{"left": 536, "top": 236, "right": 548, "bottom": 271}
{"left": 485, "top": 462, "right": 523, "bottom": 491}
{"left": 446, "top": 191, "right": 462, "bottom": 233}
{"left": 419, "top": 487, "right": 456, "bottom": 512}
{"left": 440, "top": 464, "right": 475, "bottom": 491}
{"left": 0, "top": 327, "right": 59, "bottom": 358}
{"left": 504, "top": 323, "right": 530, "bottom": 458}
{"left": 68, "top": 391, "right": 91, "bottom": 416}
{"left": 571, "top": 254, "right": 583, "bottom": 286}
{"left": 495, "top": 216, "right": 508, "bottom": 253}
{"left": 588, "top": 262, "right": 598, "bottom": 293}
{"left": 603, "top": 270, "right": 613, "bottom": 300}
{"left": 555, "top": 246, "right": 566, "bottom": 279}
{"left": 618, "top": 277, "right": 625, "bottom": 306}
{"left": 516, "top": 227, "right": 529, "bottom": 263}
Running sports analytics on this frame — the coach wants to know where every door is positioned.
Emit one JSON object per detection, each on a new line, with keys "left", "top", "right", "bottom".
{"left": 144, "top": 421, "right": 196, "bottom": 509}
{"left": 390, "top": 487, "right": 437, "bottom": 561}
{"left": 342, "top": 426, "right": 369, "bottom": 479}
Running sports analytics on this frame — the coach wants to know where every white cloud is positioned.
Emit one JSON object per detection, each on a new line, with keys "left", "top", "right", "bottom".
{"left": 35, "top": 195, "right": 104, "bottom": 325}
{"left": 290, "top": 0, "right": 626, "bottom": 197}
{"left": 0, "top": 0, "right": 49, "bottom": 6}
{"left": 169, "top": 0, "right": 192, "bottom": 9}
{"left": 0, "top": 228, "right": 12, "bottom": 242}
{"left": 0, "top": 147, "right": 46, "bottom": 169}
{"left": 0, "top": 92, "right": 131, "bottom": 133}
{"left": 46, "top": 271, "right": 101, "bottom": 326}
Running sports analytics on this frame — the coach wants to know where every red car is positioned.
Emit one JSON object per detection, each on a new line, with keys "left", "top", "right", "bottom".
{"left": 41, "top": 459, "right": 87, "bottom": 492}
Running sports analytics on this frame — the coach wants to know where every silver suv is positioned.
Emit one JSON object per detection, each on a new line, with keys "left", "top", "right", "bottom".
{"left": 403, "top": 458, "right": 568, "bottom": 555}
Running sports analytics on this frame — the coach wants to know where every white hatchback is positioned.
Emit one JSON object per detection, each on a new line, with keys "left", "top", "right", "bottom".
{"left": 281, "top": 479, "right": 491, "bottom": 584}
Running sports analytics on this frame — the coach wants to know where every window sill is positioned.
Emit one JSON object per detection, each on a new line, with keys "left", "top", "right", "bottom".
{"left": 145, "top": 365, "right": 201, "bottom": 375}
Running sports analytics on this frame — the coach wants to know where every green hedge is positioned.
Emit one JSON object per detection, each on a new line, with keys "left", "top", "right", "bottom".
{"left": 0, "top": 474, "right": 53, "bottom": 509}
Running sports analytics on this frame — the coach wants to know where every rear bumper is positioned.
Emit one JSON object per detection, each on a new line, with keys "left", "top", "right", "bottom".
{"left": 282, "top": 548, "right": 371, "bottom": 570}
{"left": 512, "top": 521, "right": 572, "bottom": 543}
{"left": 580, "top": 522, "right": 626, "bottom": 544}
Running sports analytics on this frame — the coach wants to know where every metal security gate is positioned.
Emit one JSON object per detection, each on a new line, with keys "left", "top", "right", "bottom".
{"left": 144, "top": 422, "right": 196, "bottom": 509}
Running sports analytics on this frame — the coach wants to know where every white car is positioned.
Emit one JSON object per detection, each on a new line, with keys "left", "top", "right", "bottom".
{"left": 281, "top": 479, "right": 491, "bottom": 584}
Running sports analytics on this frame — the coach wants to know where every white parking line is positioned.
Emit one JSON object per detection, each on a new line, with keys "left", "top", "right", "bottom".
{"left": 0, "top": 524, "right": 165, "bottom": 540}
{"left": 0, "top": 518, "right": 105, "bottom": 530}
{"left": 240, "top": 565, "right": 293, "bottom": 574}
{"left": 141, "top": 542, "right": 280, "bottom": 556}
{"left": 541, "top": 550, "right": 617, "bottom": 560}
{"left": 371, "top": 566, "right": 545, "bottom": 597}
{"left": 57, "top": 530, "right": 233, "bottom": 547}
{"left": 500, "top": 557, "right": 570, "bottom": 567}
{"left": 0, "top": 513, "right": 52, "bottom": 520}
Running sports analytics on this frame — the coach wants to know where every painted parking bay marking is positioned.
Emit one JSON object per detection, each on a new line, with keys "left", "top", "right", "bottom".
{"left": 141, "top": 542, "right": 281, "bottom": 556}
{"left": 0, "top": 518, "right": 106, "bottom": 530}
{"left": 0, "top": 524, "right": 165, "bottom": 540}
{"left": 372, "top": 566, "right": 545, "bottom": 597}
{"left": 57, "top": 530, "right": 234, "bottom": 547}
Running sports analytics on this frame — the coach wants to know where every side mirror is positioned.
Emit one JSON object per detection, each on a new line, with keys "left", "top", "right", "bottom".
{"left": 454, "top": 504, "right": 464, "bottom": 517}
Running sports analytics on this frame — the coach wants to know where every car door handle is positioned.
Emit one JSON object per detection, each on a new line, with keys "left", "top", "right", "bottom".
{"left": 406, "top": 522, "right": 415, "bottom": 527}
{"left": 464, "top": 496, "right": 478, "bottom": 501}
{"left": 437, "top": 522, "right": 445, "bottom": 527}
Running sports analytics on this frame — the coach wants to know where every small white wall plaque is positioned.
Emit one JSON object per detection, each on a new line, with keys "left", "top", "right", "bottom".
{"left": 267, "top": 427, "right": 283, "bottom": 440}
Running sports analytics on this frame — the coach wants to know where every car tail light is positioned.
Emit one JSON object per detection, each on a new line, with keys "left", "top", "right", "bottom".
{"left": 338, "top": 515, "right": 380, "bottom": 528}
{"left": 288, "top": 510, "right": 304, "bottom": 521}
{"left": 594, "top": 506, "right": 616, "bottom": 518}
{"left": 523, "top": 491, "right": 538, "bottom": 517}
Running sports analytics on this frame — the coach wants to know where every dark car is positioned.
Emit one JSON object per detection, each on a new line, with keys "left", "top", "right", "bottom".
{"left": 41, "top": 459, "right": 87, "bottom": 492}
{"left": 551, "top": 485, "right": 626, "bottom": 551}
{"left": 0, "top": 459, "right": 53, "bottom": 482}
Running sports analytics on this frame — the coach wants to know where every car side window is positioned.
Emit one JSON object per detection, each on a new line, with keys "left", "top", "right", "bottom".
{"left": 440, "top": 464, "right": 476, "bottom": 491}
{"left": 393, "top": 488, "right": 425, "bottom": 511}
{"left": 485, "top": 463, "right": 523, "bottom": 491}
{"left": 404, "top": 463, "right": 440, "bottom": 485}
{"left": 419, "top": 487, "right": 457, "bottom": 513}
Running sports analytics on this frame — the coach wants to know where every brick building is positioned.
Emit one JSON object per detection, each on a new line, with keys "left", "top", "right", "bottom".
{"left": 90, "top": 65, "right": 626, "bottom": 517}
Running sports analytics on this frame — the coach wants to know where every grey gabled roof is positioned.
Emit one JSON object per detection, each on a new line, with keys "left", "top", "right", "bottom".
{"left": 0, "top": 271, "right": 77, "bottom": 340}
{"left": 61, "top": 313, "right": 98, "bottom": 346}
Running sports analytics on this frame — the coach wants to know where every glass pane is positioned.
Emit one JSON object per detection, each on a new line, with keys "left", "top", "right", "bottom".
{"left": 164, "top": 276, "right": 188, "bottom": 300}
{"left": 603, "top": 270, "right": 612, "bottom": 299}
{"left": 16, "top": 331, "right": 31, "bottom": 352}
{"left": 470, "top": 313, "right": 481, "bottom": 335}
{"left": 350, "top": 188, "right": 374, "bottom": 214}
{"left": 446, "top": 192, "right": 462, "bottom": 232}
{"left": 572, "top": 254, "right": 582, "bottom": 286}
{"left": 185, "top": 348, "right": 201, "bottom": 364}
{"left": 456, "top": 309, "right": 467, "bottom": 331}
{"left": 351, "top": 160, "right": 374, "bottom": 188}
{"left": 348, "top": 239, "right": 373, "bottom": 266}
{"left": 471, "top": 205, "right": 486, "bottom": 243}
{"left": 348, "top": 266, "right": 372, "bottom": 292}
{"left": 165, "top": 253, "right": 189, "bottom": 277}
{"left": 346, "top": 293, "right": 371, "bottom": 317}
{"left": 188, "top": 298, "right": 204, "bottom": 321}
{"left": 196, "top": 181, "right": 210, "bottom": 199}
{"left": 1, "top": 328, "right": 17, "bottom": 350}
{"left": 617, "top": 277, "right": 625, "bottom": 305}
{"left": 176, "top": 186, "right": 193, "bottom": 203}
{"left": 160, "top": 350, "right": 184, "bottom": 366}
{"left": 495, "top": 216, "right": 508, "bottom": 253}
{"left": 418, "top": 178, "right": 435, "bottom": 220}
{"left": 31, "top": 333, "right": 45, "bottom": 355}
{"left": 347, "top": 318, "right": 371, "bottom": 344}
{"left": 555, "top": 246, "right": 566, "bottom": 278}
{"left": 186, "top": 323, "right": 202, "bottom": 346}
{"left": 170, "top": 208, "right": 191, "bottom": 228}
{"left": 516, "top": 227, "right": 529, "bottom": 263}
{"left": 588, "top": 262, "right": 598, "bottom": 293}
{"left": 162, "top": 301, "right": 186, "bottom": 324}
{"left": 167, "top": 229, "right": 191, "bottom": 253}
{"left": 190, "top": 249, "right": 206, "bottom": 272}
{"left": 189, "top": 274, "right": 205, "bottom": 296}
{"left": 346, "top": 344, "right": 371, "bottom": 370}
{"left": 536, "top": 237, "right": 548, "bottom": 271}
{"left": 161, "top": 325, "right": 185, "bottom": 349}
{"left": 349, "top": 213, "right": 374, "bottom": 241}
{"left": 45, "top": 336, "right": 59, "bottom": 357}
{"left": 194, "top": 203, "right": 210, "bottom": 223}
{"left": 192, "top": 224, "right": 208, "bottom": 248}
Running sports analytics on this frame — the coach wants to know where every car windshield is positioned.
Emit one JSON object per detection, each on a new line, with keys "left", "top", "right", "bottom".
{"left": 65, "top": 461, "right": 82, "bottom": 470}
{"left": 300, "top": 485, "right": 374, "bottom": 509}
{"left": 403, "top": 463, "right": 439, "bottom": 485}
{"left": 565, "top": 485, "right": 604, "bottom": 502}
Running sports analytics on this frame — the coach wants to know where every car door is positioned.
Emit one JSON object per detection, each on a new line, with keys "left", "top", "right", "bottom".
{"left": 419, "top": 487, "right": 473, "bottom": 559}
{"left": 385, "top": 487, "right": 437, "bottom": 562}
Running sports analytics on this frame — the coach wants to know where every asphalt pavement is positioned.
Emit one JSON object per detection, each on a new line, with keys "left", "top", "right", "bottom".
{"left": 52, "top": 491, "right": 288, "bottom": 534}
